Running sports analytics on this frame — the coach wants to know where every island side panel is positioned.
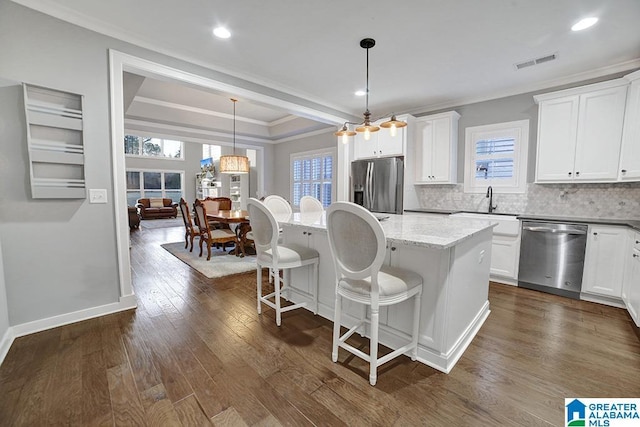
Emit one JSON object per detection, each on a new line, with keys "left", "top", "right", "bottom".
{"left": 442, "top": 227, "right": 493, "bottom": 368}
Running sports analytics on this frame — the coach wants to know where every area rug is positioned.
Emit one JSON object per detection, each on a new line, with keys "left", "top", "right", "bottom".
{"left": 141, "top": 218, "right": 183, "bottom": 229}
{"left": 161, "top": 241, "right": 256, "bottom": 278}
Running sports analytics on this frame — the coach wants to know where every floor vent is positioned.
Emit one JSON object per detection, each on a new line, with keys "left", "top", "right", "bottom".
{"left": 515, "top": 52, "right": 558, "bottom": 70}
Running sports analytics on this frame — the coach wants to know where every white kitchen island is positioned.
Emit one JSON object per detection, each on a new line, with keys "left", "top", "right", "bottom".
{"left": 277, "top": 211, "right": 496, "bottom": 373}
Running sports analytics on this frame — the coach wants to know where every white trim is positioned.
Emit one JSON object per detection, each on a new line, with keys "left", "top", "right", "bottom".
{"left": 110, "top": 50, "right": 346, "bottom": 304}
{"left": 533, "top": 77, "right": 628, "bottom": 103}
{"left": 0, "top": 294, "right": 137, "bottom": 365}
{"left": 269, "top": 115, "right": 299, "bottom": 127}
{"left": 125, "top": 117, "right": 335, "bottom": 145}
{"left": 463, "top": 119, "right": 529, "bottom": 194}
{"left": 0, "top": 327, "right": 15, "bottom": 366}
{"left": 109, "top": 51, "right": 134, "bottom": 302}
{"left": 11, "top": 296, "right": 137, "bottom": 340}
{"left": 274, "top": 127, "right": 336, "bottom": 144}
{"left": 134, "top": 96, "right": 272, "bottom": 126}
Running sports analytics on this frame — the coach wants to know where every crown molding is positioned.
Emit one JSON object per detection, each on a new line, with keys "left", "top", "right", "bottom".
{"left": 407, "top": 59, "right": 640, "bottom": 116}
{"left": 132, "top": 96, "right": 272, "bottom": 126}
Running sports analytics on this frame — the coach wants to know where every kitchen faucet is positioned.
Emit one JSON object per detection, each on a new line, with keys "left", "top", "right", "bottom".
{"left": 486, "top": 186, "right": 497, "bottom": 213}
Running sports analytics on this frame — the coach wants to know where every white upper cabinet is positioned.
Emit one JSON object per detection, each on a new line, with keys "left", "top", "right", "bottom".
{"left": 534, "top": 79, "right": 628, "bottom": 183}
{"left": 353, "top": 114, "right": 413, "bottom": 159}
{"left": 414, "top": 111, "right": 460, "bottom": 184}
{"left": 619, "top": 70, "right": 640, "bottom": 181}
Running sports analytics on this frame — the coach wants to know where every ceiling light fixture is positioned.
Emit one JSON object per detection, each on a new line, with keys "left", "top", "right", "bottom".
{"left": 213, "top": 26, "right": 231, "bottom": 39}
{"left": 571, "top": 17, "right": 598, "bottom": 31}
{"left": 219, "top": 98, "right": 250, "bottom": 174}
{"left": 335, "top": 38, "right": 406, "bottom": 143}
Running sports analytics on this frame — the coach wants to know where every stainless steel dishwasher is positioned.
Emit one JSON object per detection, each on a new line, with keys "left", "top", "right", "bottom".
{"left": 517, "top": 220, "right": 588, "bottom": 299}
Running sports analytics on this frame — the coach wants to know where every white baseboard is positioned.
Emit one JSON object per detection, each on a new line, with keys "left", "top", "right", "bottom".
{"left": 0, "top": 327, "right": 15, "bottom": 367}
{"left": 0, "top": 295, "right": 137, "bottom": 366}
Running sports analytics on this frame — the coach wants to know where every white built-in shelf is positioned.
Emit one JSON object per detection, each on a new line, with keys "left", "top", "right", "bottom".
{"left": 23, "top": 84, "right": 86, "bottom": 199}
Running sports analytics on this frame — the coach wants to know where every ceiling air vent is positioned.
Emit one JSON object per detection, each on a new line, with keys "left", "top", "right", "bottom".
{"left": 515, "top": 52, "right": 558, "bottom": 70}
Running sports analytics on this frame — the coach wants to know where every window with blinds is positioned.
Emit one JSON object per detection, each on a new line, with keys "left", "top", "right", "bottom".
{"left": 291, "top": 149, "right": 335, "bottom": 208}
{"left": 464, "top": 120, "right": 529, "bottom": 193}
{"left": 474, "top": 137, "right": 515, "bottom": 180}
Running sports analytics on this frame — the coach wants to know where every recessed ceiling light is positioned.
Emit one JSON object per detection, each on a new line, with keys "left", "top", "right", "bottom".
{"left": 355, "top": 90, "right": 366, "bottom": 96}
{"left": 213, "top": 27, "right": 231, "bottom": 39}
{"left": 571, "top": 17, "right": 598, "bottom": 31}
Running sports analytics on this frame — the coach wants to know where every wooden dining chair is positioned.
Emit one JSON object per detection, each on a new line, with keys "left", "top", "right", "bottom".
{"left": 326, "top": 201, "right": 423, "bottom": 386}
{"left": 194, "top": 199, "right": 238, "bottom": 261}
{"left": 179, "top": 198, "right": 201, "bottom": 252}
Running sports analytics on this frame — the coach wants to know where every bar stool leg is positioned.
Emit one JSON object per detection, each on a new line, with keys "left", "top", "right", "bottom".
{"left": 369, "top": 307, "right": 380, "bottom": 386}
{"left": 332, "top": 294, "right": 342, "bottom": 363}
{"left": 257, "top": 265, "right": 263, "bottom": 314}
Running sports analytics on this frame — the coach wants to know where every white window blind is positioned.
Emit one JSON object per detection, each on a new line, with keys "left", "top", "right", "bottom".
{"left": 464, "top": 120, "right": 529, "bottom": 193}
{"left": 291, "top": 149, "right": 334, "bottom": 208}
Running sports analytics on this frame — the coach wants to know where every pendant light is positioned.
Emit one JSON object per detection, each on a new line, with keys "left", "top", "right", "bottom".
{"left": 219, "top": 98, "right": 250, "bottom": 174}
{"left": 335, "top": 38, "right": 407, "bottom": 142}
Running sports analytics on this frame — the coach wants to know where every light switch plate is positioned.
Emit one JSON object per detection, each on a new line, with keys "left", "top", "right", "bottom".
{"left": 89, "top": 189, "right": 108, "bottom": 204}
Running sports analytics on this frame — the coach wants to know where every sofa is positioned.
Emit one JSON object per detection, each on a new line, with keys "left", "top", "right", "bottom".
{"left": 136, "top": 198, "right": 178, "bottom": 220}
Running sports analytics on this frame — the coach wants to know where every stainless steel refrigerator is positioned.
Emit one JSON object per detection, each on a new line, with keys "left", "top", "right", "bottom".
{"left": 351, "top": 157, "right": 404, "bottom": 214}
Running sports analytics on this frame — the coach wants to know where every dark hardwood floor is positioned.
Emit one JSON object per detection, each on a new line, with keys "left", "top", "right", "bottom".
{"left": 1, "top": 222, "right": 639, "bottom": 426}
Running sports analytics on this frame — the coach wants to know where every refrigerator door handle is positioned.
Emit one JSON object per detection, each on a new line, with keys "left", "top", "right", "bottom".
{"left": 368, "top": 162, "right": 374, "bottom": 209}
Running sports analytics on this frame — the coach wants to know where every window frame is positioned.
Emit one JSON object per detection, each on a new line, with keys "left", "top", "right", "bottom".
{"left": 463, "top": 119, "right": 529, "bottom": 194}
{"left": 290, "top": 148, "right": 336, "bottom": 209}
{"left": 124, "top": 134, "right": 185, "bottom": 160}
{"left": 126, "top": 168, "right": 185, "bottom": 206}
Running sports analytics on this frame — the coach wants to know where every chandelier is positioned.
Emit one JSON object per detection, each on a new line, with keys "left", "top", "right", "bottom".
{"left": 219, "top": 98, "right": 250, "bottom": 174}
{"left": 335, "top": 38, "right": 407, "bottom": 144}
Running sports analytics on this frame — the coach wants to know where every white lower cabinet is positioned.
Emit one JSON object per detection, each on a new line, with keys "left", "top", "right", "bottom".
{"left": 622, "top": 230, "right": 640, "bottom": 327}
{"left": 582, "top": 225, "right": 627, "bottom": 299}
{"left": 449, "top": 213, "right": 520, "bottom": 285}
{"left": 490, "top": 235, "right": 520, "bottom": 284}
{"left": 284, "top": 227, "right": 333, "bottom": 309}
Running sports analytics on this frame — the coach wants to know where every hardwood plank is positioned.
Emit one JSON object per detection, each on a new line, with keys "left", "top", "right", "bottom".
{"left": 140, "top": 383, "right": 183, "bottom": 426}
{"left": 173, "top": 394, "right": 213, "bottom": 426}
{"left": 211, "top": 406, "right": 249, "bottom": 427}
{"left": 107, "top": 364, "right": 147, "bottom": 426}
{"left": 1, "top": 224, "right": 639, "bottom": 426}
{"left": 81, "top": 350, "right": 113, "bottom": 425}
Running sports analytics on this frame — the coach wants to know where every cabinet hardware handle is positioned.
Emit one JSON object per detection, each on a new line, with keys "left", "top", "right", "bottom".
{"left": 636, "top": 240, "right": 640, "bottom": 244}
{"left": 303, "top": 231, "right": 307, "bottom": 235}
{"left": 308, "top": 232, "right": 312, "bottom": 236}
{"left": 634, "top": 254, "right": 639, "bottom": 258}
{"left": 593, "top": 232, "right": 598, "bottom": 236}
{"left": 391, "top": 247, "right": 397, "bottom": 251}
{"left": 621, "top": 169, "right": 627, "bottom": 173}
{"left": 576, "top": 171, "right": 580, "bottom": 176}
{"left": 568, "top": 172, "right": 572, "bottom": 176}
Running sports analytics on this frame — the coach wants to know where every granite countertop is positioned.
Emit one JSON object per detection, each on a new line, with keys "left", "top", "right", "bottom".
{"left": 279, "top": 212, "right": 496, "bottom": 249}
{"left": 405, "top": 209, "right": 640, "bottom": 232}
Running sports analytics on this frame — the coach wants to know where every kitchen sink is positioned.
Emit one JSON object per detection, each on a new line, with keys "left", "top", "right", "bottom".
{"left": 449, "top": 212, "right": 520, "bottom": 236}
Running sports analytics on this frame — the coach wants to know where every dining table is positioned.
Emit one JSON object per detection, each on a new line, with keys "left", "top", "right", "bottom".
{"left": 206, "top": 209, "right": 254, "bottom": 257}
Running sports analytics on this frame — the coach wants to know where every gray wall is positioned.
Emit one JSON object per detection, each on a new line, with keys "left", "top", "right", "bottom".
{"left": 272, "top": 130, "right": 337, "bottom": 200}
{"left": 0, "top": 0, "right": 335, "bottom": 327}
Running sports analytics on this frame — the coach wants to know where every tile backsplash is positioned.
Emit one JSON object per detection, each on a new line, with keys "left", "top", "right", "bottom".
{"left": 415, "top": 182, "right": 640, "bottom": 219}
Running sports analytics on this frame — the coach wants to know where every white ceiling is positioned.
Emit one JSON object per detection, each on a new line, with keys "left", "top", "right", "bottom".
{"left": 13, "top": 0, "right": 640, "bottom": 143}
